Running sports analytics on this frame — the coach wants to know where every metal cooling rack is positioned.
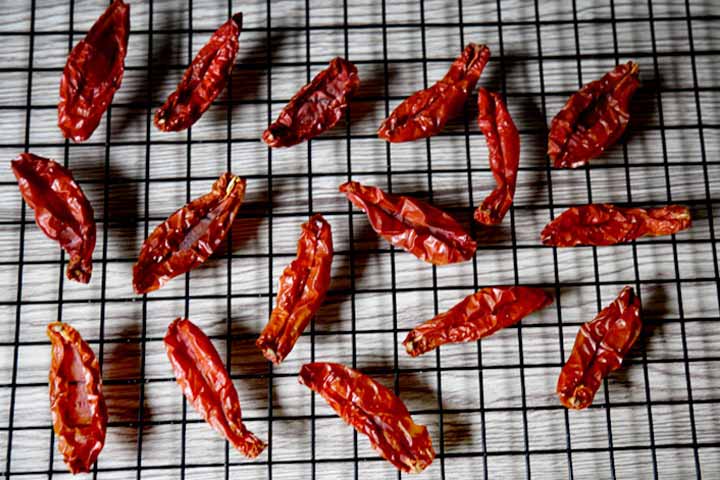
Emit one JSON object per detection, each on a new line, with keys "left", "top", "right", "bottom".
{"left": 0, "top": 0, "right": 719, "bottom": 478}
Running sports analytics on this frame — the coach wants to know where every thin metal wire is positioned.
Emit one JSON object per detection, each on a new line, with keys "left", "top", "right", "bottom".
{"left": 417, "top": 2, "right": 447, "bottom": 478}
{"left": 493, "top": 3, "right": 533, "bottom": 479}
{"left": 2, "top": 1, "right": 719, "bottom": 479}
{"left": 531, "top": 1, "right": 575, "bottom": 478}
{"left": 2, "top": 393, "right": 720, "bottom": 432}
{"left": 3, "top": 0, "right": 35, "bottom": 475}
{"left": 3, "top": 348, "right": 720, "bottom": 390}
{"left": 683, "top": 3, "right": 720, "bottom": 477}
{"left": 453, "top": 0, "right": 490, "bottom": 477}
{"left": 379, "top": 2, "right": 402, "bottom": 479}
{"left": 46, "top": 0, "right": 75, "bottom": 475}
{"left": 179, "top": 2, "right": 194, "bottom": 478}
{"left": 2, "top": 13, "right": 720, "bottom": 37}
{"left": 265, "top": 1, "right": 275, "bottom": 479}
{"left": 135, "top": 1, "right": 154, "bottom": 478}
{"left": 569, "top": 2, "right": 620, "bottom": 476}
{"left": 225, "top": 2, "right": 235, "bottom": 479}
{"left": 1, "top": 198, "right": 719, "bottom": 233}
{"left": 340, "top": 1, "right": 360, "bottom": 478}
{"left": 0, "top": 80, "right": 718, "bottom": 110}
{"left": 612, "top": 1, "right": 658, "bottom": 477}
{"left": 303, "top": 2, "right": 318, "bottom": 479}
{"left": 94, "top": 0, "right": 113, "bottom": 477}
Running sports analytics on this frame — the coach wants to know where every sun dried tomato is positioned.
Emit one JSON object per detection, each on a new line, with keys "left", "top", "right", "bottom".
{"left": 541, "top": 204, "right": 691, "bottom": 247}
{"left": 256, "top": 215, "right": 333, "bottom": 364}
{"left": 58, "top": 0, "right": 129, "bottom": 142}
{"left": 47, "top": 322, "right": 107, "bottom": 474}
{"left": 133, "top": 173, "right": 246, "bottom": 294}
{"left": 403, "top": 286, "right": 552, "bottom": 357}
{"left": 165, "top": 318, "right": 266, "bottom": 457}
{"left": 474, "top": 88, "right": 520, "bottom": 225}
{"left": 548, "top": 62, "right": 640, "bottom": 168}
{"left": 11, "top": 153, "right": 96, "bottom": 283}
{"left": 339, "top": 180, "right": 476, "bottom": 265}
{"left": 557, "top": 286, "right": 642, "bottom": 410}
{"left": 378, "top": 43, "right": 491, "bottom": 142}
{"left": 262, "top": 57, "right": 360, "bottom": 148}
{"left": 299, "top": 362, "right": 435, "bottom": 473}
{"left": 155, "top": 13, "right": 243, "bottom": 132}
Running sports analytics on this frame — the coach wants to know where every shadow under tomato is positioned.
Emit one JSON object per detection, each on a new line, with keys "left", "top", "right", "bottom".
{"left": 113, "top": 8, "right": 178, "bottom": 137}
{"left": 362, "top": 357, "right": 452, "bottom": 451}
{"left": 625, "top": 80, "right": 659, "bottom": 147}
{"left": 633, "top": 283, "right": 669, "bottom": 357}
{"left": 60, "top": 159, "right": 141, "bottom": 260}
{"left": 612, "top": 284, "right": 669, "bottom": 390}
{"left": 228, "top": 318, "right": 268, "bottom": 376}
{"left": 344, "top": 61, "right": 399, "bottom": 130}
{"left": 205, "top": 30, "right": 289, "bottom": 130}
{"left": 104, "top": 165, "right": 143, "bottom": 260}
{"left": 313, "top": 220, "right": 379, "bottom": 333}
{"left": 213, "top": 200, "right": 273, "bottom": 258}
{"left": 102, "top": 322, "right": 153, "bottom": 450}
{"left": 514, "top": 90, "right": 550, "bottom": 199}
{"left": 227, "top": 318, "right": 272, "bottom": 428}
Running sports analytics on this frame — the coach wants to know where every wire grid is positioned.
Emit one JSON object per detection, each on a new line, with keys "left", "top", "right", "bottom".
{"left": 0, "top": 0, "right": 719, "bottom": 478}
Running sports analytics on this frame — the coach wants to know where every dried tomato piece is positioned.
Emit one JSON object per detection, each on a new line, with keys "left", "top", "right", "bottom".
{"left": 403, "top": 286, "right": 552, "bottom": 357}
{"left": 299, "top": 362, "right": 435, "bottom": 473}
{"left": 378, "top": 43, "right": 491, "bottom": 142}
{"left": 262, "top": 57, "right": 360, "bottom": 148}
{"left": 548, "top": 62, "right": 640, "bottom": 168}
{"left": 58, "top": 0, "right": 129, "bottom": 142}
{"left": 154, "top": 13, "right": 243, "bottom": 132}
{"left": 339, "top": 181, "right": 476, "bottom": 265}
{"left": 474, "top": 88, "right": 520, "bottom": 225}
{"left": 133, "top": 173, "right": 246, "bottom": 294}
{"left": 47, "top": 322, "right": 107, "bottom": 474}
{"left": 256, "top": 215, "right": 333, "bottom": 364}
{"left": 541, "top": 204, "right": 691, "bottom": 247}
{"left": 11, "top": 153, "right": 96, "bottom": 283}
{"left": 165, "top": 318, "right": 266, "bottom": 457}
{"left": 557, "top": 286, "right": 642, "bottom": 409}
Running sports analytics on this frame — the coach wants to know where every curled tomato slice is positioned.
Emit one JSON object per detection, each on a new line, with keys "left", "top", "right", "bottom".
{"left": 557, "top": 287, "right": 642, "bottom": 409}
{"left": 378, "top": 43, "right": 490, "bottom": 142}
{"left": 548, "top": 62, "right": 640, "bottom": 168}
{"left": 262, "top": 57, "right": 359, "bottom": 148}
{"left": 47, "top": 322, "right": 107, "bottom": 474}
{"left": 11, "top": 153, "right": 96, "bottom": 283}
{"left": 133, "top": 173, "right": 246, "bottom": 294}
{"left": 339, "top": 180, "right": 476, "bottom": 265}
{"left": 257, "top": 214, "right": 333, "bottom": 364}
{"left": 58, "top": 0, "right": 129, "bottom": 142}
{"left": 155, "top": 13, "right": 243, "bottom": 132}
{"left": 474, "top": 89, "right": 520, "bottom": 226}
{"left": 165, "top": 318, "right": 266, "bottom": 457}
{"left": 404, "top": 286, "right": 553, "bottom": 356}
{"left": 299, "top": 362, "right": 435, "bottom": 473}
{"left": 541, "top": 204, "right": 691, "bottom": 247}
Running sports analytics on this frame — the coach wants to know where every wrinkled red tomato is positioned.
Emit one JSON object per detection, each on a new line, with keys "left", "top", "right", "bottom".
{"left": 557, "top": 287, "right": 642, "bottom": 409}
{"left": 299, "top": 362, "right": 435, "bottom": 473}
{"left": 133, "top": 173, "right": 246, "bottom": 294}
{"left": 58, "top": 0, "right": 130, "bottom": 142}
{"left": 47, "top": 322, "right": 107, "bottom": 474}
{"left": 165, "top": 318, "right": 266, "bottom": 457}
{"left": 155, "top": 13, "right": 243, "bottom": 132}
{"left": 378, "top": 43, "right": 490, "bottom": 142}
{"left": 11, "top": 153, "right": 96, "bottom": 283}
{"left": 263, "top": 57, "right": 359, "bottom": 148}
{"left": 339, "top": 180, "right": 476, "bottom": 265}
{"left": 257, "top": 214, "right": 333, "bottom": 364}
